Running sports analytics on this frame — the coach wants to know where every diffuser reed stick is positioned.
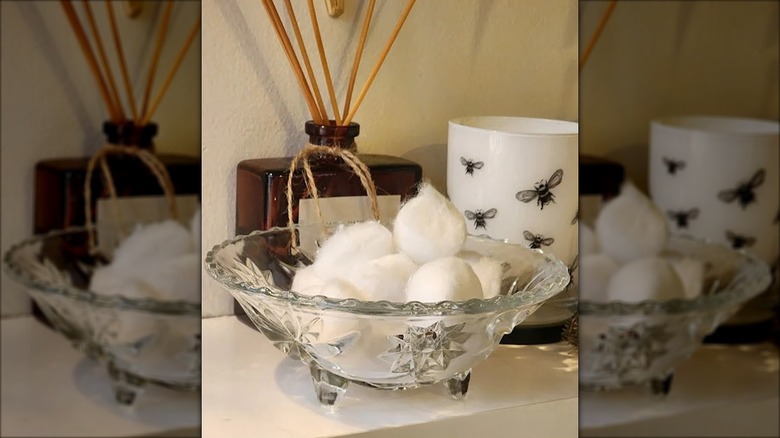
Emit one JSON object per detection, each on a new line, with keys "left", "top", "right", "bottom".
{"left": 283, "top": 0, "right": 328, "bottom": 123}
{"left": 60, "top": 0, "right": 120, "bottom": 122}
{"left": 106, "top": 1, "right": 139, "bottom": 122}
{"left": 306, "top": 0, "right": 341, "bottom": 125}
{"left": 341, "top": 0, "right": 375, "bottom": 122}
{"left": 82, "top": 0, "right": 125, "bottom": 121}
{"left": 261, "top": 0, "right": 324, "bottom": 123}
{"left": 579, "top": 0, "right": 618, "bottom": 73}
{"left": 140, "top": 1, "right": 174, "bottom": 120}
{"left": 343, "top": 0, "right": 416, "bottom": 125}
{"left": 141, "top": 16, "right": 201, "bottom": 125}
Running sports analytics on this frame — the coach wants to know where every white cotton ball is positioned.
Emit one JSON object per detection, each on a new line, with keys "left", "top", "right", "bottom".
{"left": 319, "top": 278, "right": 367, "bottom": 301}
{"left": 580, "top": 224, "right": 599, "bottom": 256}
{"left": 667, "top": 257, "right": 705, "bottom": 300}
{"left": 111, "top": 220, "right": 191, "bottom": 270}
{"left": 458, "top": 251, "right": 503, "bottom": 299}
{"left": 405, "top": 256, "right": 483, "bottom": 303}
{"left": 189, "top": 208, "right": 201, "bottom": 252}
{"left": 291, "top": 265, "right": 327, "bottom": 296}
{"left": 606, "top": 256, "right": 686, "bottom": 303}
{"left": 137, "top": 253, "right": 201, "bottom": 303}
{"left": 314, "top": 221, "right": 394, "bottom": 272}
{"left": 346, "top": 253, "right": 418, "bottom": 303}
{"left": 595, "top": 183, "right": 669, "bottom": 264}
{"left": 90, "top": 265, "right": 141, "bottom": 298}
{"left": 393, "top": 183, "right": 467, "bottom": 264}
{"left": 579, "top": 253, "right": 620, "bottom": 303}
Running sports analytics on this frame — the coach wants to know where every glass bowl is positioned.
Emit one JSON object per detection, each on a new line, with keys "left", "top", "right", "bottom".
{"left": 3, "top": 228, "right": 201, "bottom": 405}
{"left": 579, "top": 236, "right": 771, "bottom": 394}
{"left": 204, "top": 225, "right": 570, "bottom": 408}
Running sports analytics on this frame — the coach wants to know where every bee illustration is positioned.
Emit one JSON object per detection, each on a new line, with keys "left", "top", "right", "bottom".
{"left": 717, "top": 169, "right": 765, "bottom": 209}
{"left": 662, "top": 157, "right": 686, "bottom": 175}
{"left": 460, "top": 157, "right": 484, "bottom": 175}
{"left": 667, "top": 208, "right": 699, "bottom": 229}
{"left": 571, "top": 209, "right": 578, "bottom": 225}
{"left": 725, "top": 230, "right": 756, "bottom": 249}
{"left": 523, "top": 231, "right": 554, "bottom": 249}
{"left": 516, "top": 169, "right": 564, "bottom": 210}
{"left": 465, "top": 208, "right": 497, "bottom": 230}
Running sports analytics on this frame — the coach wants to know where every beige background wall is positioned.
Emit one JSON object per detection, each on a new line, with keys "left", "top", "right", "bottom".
{"left": 580, "top": 0, "right": 779, "bottom": 192}
{"left": 201, "top": 0, "right": 579, "bottom": 316}
{"left": 0, "top": 2, "right": 201, "bottom": 317}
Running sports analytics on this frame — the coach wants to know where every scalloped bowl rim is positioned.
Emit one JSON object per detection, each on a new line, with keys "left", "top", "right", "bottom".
{"left": 204, "top": 227, "right": 571, "bottom": 316}
{"left": 579, "top": 236, "right": 771, "bottom": 316}
{"left": 3, "top": 227, "right": 201, "bottom": 316}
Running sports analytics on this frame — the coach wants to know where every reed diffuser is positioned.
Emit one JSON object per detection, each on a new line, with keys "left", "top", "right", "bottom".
{"left": 36, "top": 1, "right": 201, "bottom": 235}
{"left": 235, "top": 0, "right": 422, "bottom": 236}
{"left": 33, "top": 1, "right": 201, "bottom": 324}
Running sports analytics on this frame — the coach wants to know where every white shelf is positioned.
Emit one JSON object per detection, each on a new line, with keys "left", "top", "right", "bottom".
{"left": 580, "top": 341, "right": 780, "bottom": 437}
{"left": 0, "top": 316, "right": 200, "bottom": 437}
{"left": 202, "top": 316, "right": 579, "bottom": 438}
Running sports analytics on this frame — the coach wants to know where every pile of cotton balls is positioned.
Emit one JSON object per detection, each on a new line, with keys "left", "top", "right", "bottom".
{"left": 292, "top": 183, "right": 503, "bottom": 303}
{"left": 580, "top": 183, "right": 705, "bottom": 303}
{"left": 89, "top": 209, "right": 201, "bottom": 304}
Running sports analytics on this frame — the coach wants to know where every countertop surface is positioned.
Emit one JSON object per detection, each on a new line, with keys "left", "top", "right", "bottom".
{"left": 202, "top": 315, "right": 579, "bottom": 438}
{"left": 1, "top": 316, "right": 200, "bottom": 437}
{"left": 580, "top": 341, "right": 780, "bottom": 437}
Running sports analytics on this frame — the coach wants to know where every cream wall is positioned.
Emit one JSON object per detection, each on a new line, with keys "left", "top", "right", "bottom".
{"left": 202, "top": 0, "right": 579, "bottom": 316}
{"left": 580, "top": 0, "right": 779, "bottom": 192}
{"left": 0, "top": 2, "right": 201, "bottom": 317}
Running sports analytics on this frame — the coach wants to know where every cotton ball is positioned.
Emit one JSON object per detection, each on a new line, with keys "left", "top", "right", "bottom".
{"left": 607, "top": 256, "right": 685, "bottom": 303}
{"left": 458, "top": 251, "right": 503, "bottom": 299}
{"left": 595, "top": 183, "right": 668, "bottom": 264}
{"left": 579, "top": 253, "right": 620, "bottom": 303}
{"left": 314, "top": 221, "right": 394, "bottom": 272}
{"left": 291, "top": 265, "right": 327, "bottom": 296}
{"left": 346, "top": 253, "right": 417, "bottom": 303}
{"left": 90, "top": 265, "right": 142, "bottom": 298}
{"left": 316, "top": 278, "right": 370, "bottom": 344}
{"left": 406, "top": 257, "right": 482, "bottom": 303}
{"left": 580, "top": 224, "right": 599, "bottom": 256}
{"left": 319, "top": 278, "right": 367, "bottom": 301}
{"left": 111, "top": 220, "right": 191, "bottom": 270}
{"left": 393, "top": 183, "right": 467, "bottom": 264}
{"left": 667, "top": 257, "right": 705, "bottom": 300}
{"left": 138, "top": 253, "right": 201, "bottom": 303}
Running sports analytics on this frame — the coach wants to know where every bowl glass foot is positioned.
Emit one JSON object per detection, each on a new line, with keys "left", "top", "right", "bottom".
{"left": 107, "top": 361, "right": 147, "bottom": 406}
{"left": 309, "top": 365, "right": 349, "bottom": 408}
{"left": 445, "top": 369, "right": 472, "bottom": 400}
{"left": 650, "top": 373, "right": 674, "bottom": 396}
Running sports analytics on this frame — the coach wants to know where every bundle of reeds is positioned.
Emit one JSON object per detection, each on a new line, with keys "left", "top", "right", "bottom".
{"left": 260, "top": 0, "right": 417, "bottom": 126}
{"left": 60, "top": 0, "right": 200, "bottom": 127}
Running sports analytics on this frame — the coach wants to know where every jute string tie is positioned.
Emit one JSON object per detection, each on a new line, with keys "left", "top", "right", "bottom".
{"left": 84, "top": 144, "right": 178, "bottom": 254}
{"left": 286, "top": 144, "right": 380, "bottom": 252}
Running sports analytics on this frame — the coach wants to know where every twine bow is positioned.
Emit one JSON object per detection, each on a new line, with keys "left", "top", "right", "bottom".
{"left": 84, "top": 144, "right": 178, "bottom": 254}
{"left": 286, "top": 144, "right": 380, "bottom": 252}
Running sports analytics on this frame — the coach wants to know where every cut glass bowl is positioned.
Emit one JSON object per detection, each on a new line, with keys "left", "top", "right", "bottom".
{"left": 579, "top": 236, "right": 771, "bottom": 394}
{"left": 204, "top": 225, "right": 570, "bottom": 408}
{"left": 3, "top": 228, "right": 201, "bottom": 405}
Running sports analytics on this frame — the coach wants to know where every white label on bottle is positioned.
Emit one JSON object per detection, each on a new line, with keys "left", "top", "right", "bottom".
{"left": 298, "top": 195, "right": 401, "bottom": 254}
{"left": 96, "top": 195, "right": 199, "bottom": 257}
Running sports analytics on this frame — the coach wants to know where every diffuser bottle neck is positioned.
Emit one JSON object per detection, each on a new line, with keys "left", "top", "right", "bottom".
{"left": 103, "top": 120, "right": 158, "bottom": 150}
{"left": 305, "top": 120, "right": 360, "bottom": 151}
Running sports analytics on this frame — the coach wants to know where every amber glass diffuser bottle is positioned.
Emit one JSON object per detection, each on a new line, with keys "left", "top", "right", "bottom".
{"left": 234, "top": 120, "right": 422, "bottom": 314}
{"left": 32, "top": 120, "right": 200, "bottom": 325}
